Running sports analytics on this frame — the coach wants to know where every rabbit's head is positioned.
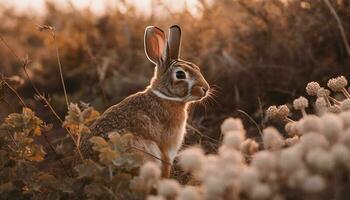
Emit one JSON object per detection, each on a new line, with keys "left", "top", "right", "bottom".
{"left": 144, "top": 25, "right": 209, "bottom": 102}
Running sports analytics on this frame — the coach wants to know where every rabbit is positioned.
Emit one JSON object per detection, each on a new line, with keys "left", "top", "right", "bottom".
{"left": 80, "top": 25, "right": 210, "bottom": 178}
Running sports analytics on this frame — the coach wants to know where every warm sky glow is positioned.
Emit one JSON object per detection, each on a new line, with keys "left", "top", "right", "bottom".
{"left": 1, "top": 0, "right": 202, "bottom": 16}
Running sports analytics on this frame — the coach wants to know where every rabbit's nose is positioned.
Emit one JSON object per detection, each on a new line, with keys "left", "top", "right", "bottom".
{"left": 201, "top": 87, "right": 208, "bottom": 95}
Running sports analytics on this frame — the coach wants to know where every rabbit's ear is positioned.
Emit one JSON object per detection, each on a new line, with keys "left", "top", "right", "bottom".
{"left": 167, "top": 25, "right": 182, "bottom": 59}
{"left": 144, "top": 26, "right": 166, "bottom": 65}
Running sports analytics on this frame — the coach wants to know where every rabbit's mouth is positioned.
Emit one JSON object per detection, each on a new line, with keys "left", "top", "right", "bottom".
{"left": 188, "top": 85, "right": 209, "bottom": 102}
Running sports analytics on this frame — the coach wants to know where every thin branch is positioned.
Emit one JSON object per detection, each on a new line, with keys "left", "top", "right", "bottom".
{"left": 0, "top": 34, "right": 84, "bottom": 162}
{"left": 237, "top": 109, "right": 263, "bottom": 138}
{"left": 1, "top": 79, "right": 27, "bottom": 107}
{"left": 130, "top": 146, "right": 171, "bottom": 166}
{"left": 323, "top": 0, "right": 350, "bottom": 58}
{"left": 52, "top": 31, "right": 69, "bottom": 108}
{"left": 187, "top": 123, "right": 220, "bottom": 144}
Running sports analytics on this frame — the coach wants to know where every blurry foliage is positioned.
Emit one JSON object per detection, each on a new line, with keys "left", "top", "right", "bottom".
{"left": 1, "top": 0, "right": 350, "bottom": 141}
{"left": 0, "top": 107, "right": 144, "bottom": 200}
{"left": 1, "top": 0, "right": 350, "bottom": 199}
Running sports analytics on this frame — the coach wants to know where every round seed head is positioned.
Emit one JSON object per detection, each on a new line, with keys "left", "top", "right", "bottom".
{"left": 302, "top": 175, "right": 326, "bottom": 193}
{"left": 223, "top": 130, "right": 245, "bottom": 150}
{"left": 147, "top": 196, "right": 165, "bottom": 200}
{"left": 277, "top": 105, "right": 290, "bottom": 119}
{"left": 315, "top": 97, "right": 327, "bottom": 109}
{"left": 219, "top": 146, "right": 244, "bottom": 164}
{"left": 293, "top": 96, "right": 309, "bottom": 110}
{"left": 287, "top": 167, "right": 309, "bottom": 188}
{"left": 317, "top": 87, "right": 330, "bottom": 98}
{"left": 320, "top": 113, "right": 343, "bottom": 143}
{"left": 239, "top": 167, "right": 260, "bottom": 192}
{"left": 327, "top": 76, "right": 347, "bottom": 92}
{"left": 279, "top": 145, "right": 303, "bottom": 173}
{"left": 340, "top": 99, "right": 350, "bottom": 111}
{"left": 251, "top": 151, "right": 277, "bottom": 178}
{"left": 284, "top": 136, "right": 299, "bottom": 147}
{"left": 158, "top": 179, "right": 181, "bottom": 198}
{"left": 267, "top": 105, "right": 290, "bottom": 120}
{"left": 328, "top": 105, "right": 341, "bottom": 113}
{"left": 306, "top": 148, "right": 335, "bottom": 173}
{"left": 331, "top": 144, "right": 350, "bottom": 167}
{"left": 306, "top": 81, "right": 320, "bottom": 96}
{"left": 298, "top": 115, "right": 323, "bottom": 134}
{"left": 341, "top": 129, "right": 350, "bottom": 149}
{"left": 300, "top": 132, "right": 329, "bottom": 152}
{"left": 339, "top": 111, "right": 350, "bottom": 128}
{"left": 285, "top": 122, "right": 299, "bottom": 137}
{"left": 203, "top": 176, "right": 226, "bottom": 199}
{"left": 139, "top": 162, "right": 161, "bottom": 181}
{"left": 263, "top": 127, "right": 283, "bottom": 151}
{"left": 250, "top": 183, "right": 272, "bottom": 200}
{"left": 221, "top": 117, "right": 244, "bottom": 134}
{"left": 179, "top": 147, "right": 205, "bottom": 172}
{"left": 240, "top": 139, "right": 259, "bottom": 155}
{"left": 178, "top": 186, "right": 200, "bottom": 200}
{"left": 266, "top": 106, "right": 279, "bottom": 120}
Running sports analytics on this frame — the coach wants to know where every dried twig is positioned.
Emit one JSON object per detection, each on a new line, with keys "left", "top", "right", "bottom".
{"left": 237, "top": 109, "right": 263, "bottom": 138}
{"left": 130, "top": 146, "right": 172, "bottom": 166}
{"left": 0, "top": 34, "right": 84, "bottom": 162}
{"left": 38, "top": 25, "right": 69, "bottom": 108}
{"left": 1, "top": 78, "right": 27, "bottom": 107}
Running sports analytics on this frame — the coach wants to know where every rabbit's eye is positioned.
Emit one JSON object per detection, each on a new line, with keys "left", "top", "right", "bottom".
{"left": 175, "top": 71, "right": 186, "bottom": 79}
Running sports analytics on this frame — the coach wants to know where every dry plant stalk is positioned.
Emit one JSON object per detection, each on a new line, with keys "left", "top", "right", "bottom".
{"left": 0, "top": 34, "right": 84, "bottom": 161}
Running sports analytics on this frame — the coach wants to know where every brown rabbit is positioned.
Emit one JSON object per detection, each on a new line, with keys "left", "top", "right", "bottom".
{"left": 81, "top": 25, "right": 209, "bottom": 178}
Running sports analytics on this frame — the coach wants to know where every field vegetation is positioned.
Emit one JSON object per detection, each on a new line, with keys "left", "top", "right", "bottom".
{"left": 1, "top": 0, "right": 350, "bottom": 199}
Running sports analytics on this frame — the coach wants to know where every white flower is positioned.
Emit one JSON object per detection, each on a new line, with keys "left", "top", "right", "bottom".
{"left": 146, "top": 195, "right": 165, "bottom": 200}
{"left": 279, "top": 145, "right": 303, "bottom": 174}
{"left": 298, "top": 115, "right": 322, "bottom": 134}
{"left": 263, "top": 127, "right": 283, "bottom": 151}
{"left": 284, "top": 136, "right": 299, "bottom": 147}
{"left": 251, "top": 151, "right": 277, "bottom": 178}
{"left": 302, "top": 175, "right": 326, "bottom": 193}
{"left": 239, "top": 167, "right": 260, "bottom": 192}
{"left": 158, "top": 179, "right": 181, "bottom": 198}
{"left": 315, "top": 97, "right": 328, "bottom": 114}
{"left": 293, "top": 96, "right": 309, "bottom": 110}
{"left": 327, "top": 76, "right": 347, "bottom": 92}
{"left": 306, "top": 81, "right": 320, "bottom": 96}
{"left": 306, "top": 148, "right": 335, "bottom": 173}
{"left": 320, "top": 113, "right": 343, "bottom": 143}
{"left": 218, "top": 146, "right": 244, "bottom": 164}
{"left": 341, "top": 99, "right": 350, "bottom": 111}
{"left": 139, "top": 162, "right": 161, "bottom": 181}
{"left": 300, "top": 132, "right": 329, "bottom": 152}
{"left": 223, "top": 130, "right": 245, "bottom": 150}
{"left": 179, "top": 147, "right": 205, "bottom": 172}
{"left": 340, "top": 129, "right": 350, "bottom": 149}
{"left": 331, "top": 144, "right": 350, "bottom": 167}
{"left": 339, "top": 111, "right": 350, "bottom": 128}
{"left": 203, "top": 176, "right": 225, "bottom": 199}
{"left": 178, "top": 186, "right": 200, "bottom": 200}
{"left": 240, "top": 139, "right": 259, "bottom": 155}
{"left": 287, "top": 167, "right": 309, "bottom": 188}
{"left": 220, "top": 117, "right": 244, "bottom": 134}
{"left": 250, "top": 183, "right": 272, "bottom": 200}
{"left": 285, "top": 122, "right": 299, "bottom": 136}
{"left": 317, "top": 87, "right": 330, "bottom": 97}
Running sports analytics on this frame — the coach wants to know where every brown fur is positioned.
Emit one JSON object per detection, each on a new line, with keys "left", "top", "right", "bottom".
{"left": 79, "top": 25, "right": 209, "bottom": 177}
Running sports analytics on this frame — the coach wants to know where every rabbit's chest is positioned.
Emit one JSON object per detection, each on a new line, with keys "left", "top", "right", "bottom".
{"left": 166, "top": 116, "right": 187, "bottom": 163}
